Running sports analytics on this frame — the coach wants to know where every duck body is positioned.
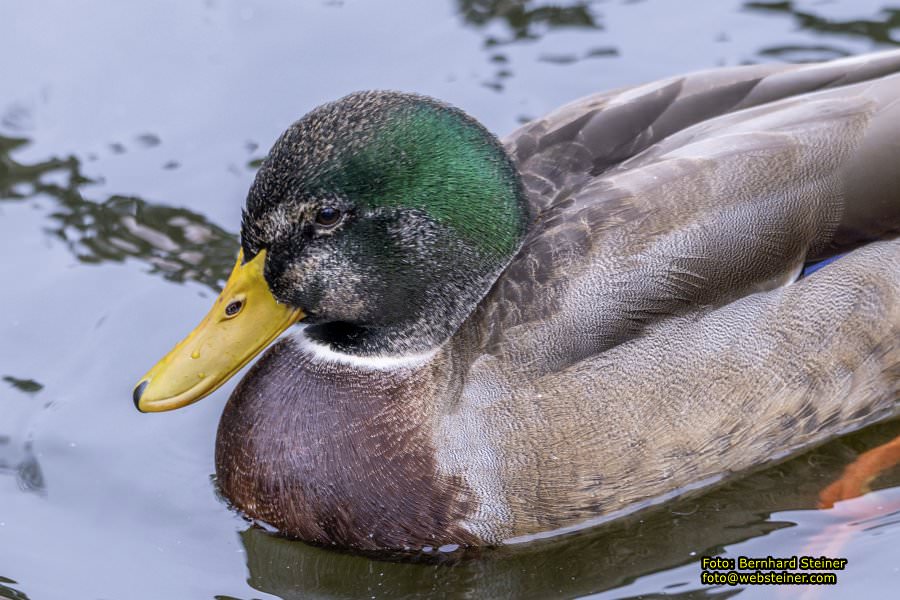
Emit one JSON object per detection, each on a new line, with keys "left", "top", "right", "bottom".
{"left": 218, "top": 242, "right": 899, "bottom": 550}
{"left": 140, "top": 52, "right": 900, "bottom": 552}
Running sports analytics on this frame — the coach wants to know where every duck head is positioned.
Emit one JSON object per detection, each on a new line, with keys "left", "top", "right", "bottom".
{"left": 133, "top": 91, "right": 528, "bottom": 412}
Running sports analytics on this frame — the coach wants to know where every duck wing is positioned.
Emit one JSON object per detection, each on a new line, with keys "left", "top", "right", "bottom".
{"left": 476, "top": 51, "right": 900, "bottom": 374}
{"left": 506, "top": 50, "right": 900, "bottom": 217}
{"left": 486, "top": 238, "right": 900, "bottom": 535}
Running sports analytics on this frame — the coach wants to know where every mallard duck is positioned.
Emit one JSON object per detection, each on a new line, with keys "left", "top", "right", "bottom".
{"left": 133, "top": 50, "right": 900, "bottom": 552}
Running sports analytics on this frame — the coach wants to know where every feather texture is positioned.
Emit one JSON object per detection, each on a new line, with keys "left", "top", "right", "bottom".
{"left": 217, "top": 51, "right": 900, "bottom": 550}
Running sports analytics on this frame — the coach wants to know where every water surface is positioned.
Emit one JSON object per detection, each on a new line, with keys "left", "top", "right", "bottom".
{"left": 2, "top": 1, "right": 899, "bottom": 598}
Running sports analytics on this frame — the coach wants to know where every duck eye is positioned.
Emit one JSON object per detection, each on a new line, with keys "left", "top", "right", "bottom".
{"left": 225, "top": 300, "right": 243, "bottom": 317}
{"left": 315, "top": 207, "right": 341, "bottom": 227}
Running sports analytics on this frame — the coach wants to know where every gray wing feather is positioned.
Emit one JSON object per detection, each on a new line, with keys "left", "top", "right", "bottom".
{"left": 510, "top": 239, "right": 900, "bottom": 526}
{"left": 475, "top": 50, "right": 900, "bottom": 374}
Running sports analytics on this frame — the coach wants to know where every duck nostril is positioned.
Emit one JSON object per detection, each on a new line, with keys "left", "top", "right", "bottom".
{"left": 133, "top": 380, "right": 149, "bottom": 411}
{"left": 225, "top": 300, "right": 243, "bottom": 317}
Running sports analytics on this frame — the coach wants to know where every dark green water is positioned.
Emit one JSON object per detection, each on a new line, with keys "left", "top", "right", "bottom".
{"left": 1, "top": 1, "right": 899, "bottom": 598}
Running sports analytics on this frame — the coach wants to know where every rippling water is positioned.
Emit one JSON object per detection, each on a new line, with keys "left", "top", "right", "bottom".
{"left": 1, "top": 1, "right": 899, "bottom": 598}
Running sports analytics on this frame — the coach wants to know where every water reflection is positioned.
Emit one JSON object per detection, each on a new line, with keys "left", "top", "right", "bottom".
{"left": 2, "top": 376, "right": 43, "bottom": 394}
{"left": 458, "top": 0, "right": 600, "bottom": 41}
{"left": 456, "top": 0, "right": 606, "bottom": 90}
{"left": 236, "top": 421, "right": 900, "bottom": 599}
{"left": 746, "top": 1, "right": 900, "bottom": 61}
{"left": 0, "top": 577, "right": 31, "bottom": 600}
{"left": 0, "top": 134, "right": 238, "bottom": 291}
{"left": 1, "top": 370, "right": 46, "bottom": 497}
{"left": 0, "top": 439, "right": 44, "bottom": 496}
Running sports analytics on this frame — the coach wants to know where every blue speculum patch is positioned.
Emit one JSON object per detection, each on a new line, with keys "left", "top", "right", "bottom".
{"left": 800, "top": 253, "right": 845, "bottom": 278}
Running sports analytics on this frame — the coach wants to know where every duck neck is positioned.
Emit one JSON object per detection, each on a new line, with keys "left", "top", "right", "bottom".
{"left": 300, "top": 243, "right": 512, "bottom": 357}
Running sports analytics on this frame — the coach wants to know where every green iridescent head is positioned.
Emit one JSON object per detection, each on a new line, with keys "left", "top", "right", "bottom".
{"left": 241, "top": 91, "right": 528, "bottom": 355}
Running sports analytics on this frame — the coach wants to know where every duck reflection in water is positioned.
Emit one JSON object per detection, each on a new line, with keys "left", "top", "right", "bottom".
{"left": 230, "top": 422, "right": 900, "bottom": 599}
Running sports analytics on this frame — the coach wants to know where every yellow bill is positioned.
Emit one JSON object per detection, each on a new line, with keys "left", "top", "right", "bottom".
{"left": 133, "top": 249, "right": 304, "bottom": 412}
